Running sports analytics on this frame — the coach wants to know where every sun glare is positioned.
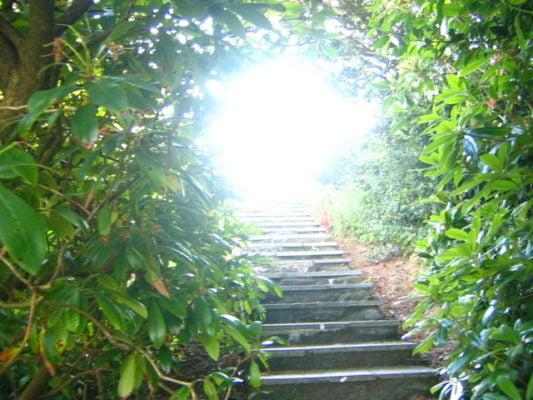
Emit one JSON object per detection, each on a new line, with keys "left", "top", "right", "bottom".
{"left": 207, "top": 58, "right": 378, "bottom": 200}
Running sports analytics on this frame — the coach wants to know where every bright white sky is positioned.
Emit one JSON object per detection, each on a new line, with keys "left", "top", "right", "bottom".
{"left": 206, "top": 57, "right": 378, "bottom": 200}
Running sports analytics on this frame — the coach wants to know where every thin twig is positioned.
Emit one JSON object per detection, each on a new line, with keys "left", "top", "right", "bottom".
{"left": 135, "top": 347, "right": 198, "bottom": 400}
{"left": 40, "top": 367, "right": 105, "bottom": 398}
{"left": 0, "top": 251, "right": 34, "bottom": 289}
{"left": 0, "top": 291, "right": 38, "bottom": 376}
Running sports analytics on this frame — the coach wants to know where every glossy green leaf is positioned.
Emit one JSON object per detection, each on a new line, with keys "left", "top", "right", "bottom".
{"left": 97, "top": 203, "right": 112, "bottom": 236}
{"left": 87, "top": 79, "right": 129, "bottom": 111}
{"left": 111, "top": 291, "right": 148, "bottom": 319}
{"left": 64, "top": 286, "right": 81, "bottom": 332}
{"left": 71, "top": 104, "right": 99, "bottom": 143}
{"left": 42, "top": 329, "right": 62, "bottom": 365}
{"left": 445, "top": 229, "right": 470, "bottom": 242}
{"left": 480, "top": 154, "right": 503, "bottom": 171}
{"left": 218, "top": 9, "right": 246, "bottom": 38}
{"left": 148, "top": 301, "right": 166, "bottom": 348}
{"left": 118, "top": 353, "right": 141, "bottom": 398}
{"left": 94, "top": 291, "right": 126, "bottom": 331}
{"left": 496, "top": 376, "right": 521, "bottom": 400}
{"left": 0, "top": 145, "right": 38, "bottom": 184}
{"left": 248, "top": 361, "right": 261, "bottom": 388}
{"left": 203, "top": 377, "right": 218, "bottom": 400}
{"left": 193, "top": 297, "right": 213, "bottom": 327}
{"left": 459, "top": 56, "right": 490, "bottom": 76}
{"left": 197, "top": 334, "right": 220, "bottom": 361}
{"left": 231, "top": 5, "right": 272, "bottom": 29}
{"left": 53, "top": 207, "right": 89, "bottom": 230}
{"left": 0, "top": 183, "right": 46, "bottom": 275}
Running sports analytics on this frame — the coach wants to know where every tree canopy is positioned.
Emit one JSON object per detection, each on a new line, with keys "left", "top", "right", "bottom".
{"left": 0, "top": 0, "right": 315, "bottom": 398}
{"left": 0, "top": 0, "right": 531, "bottom": 399}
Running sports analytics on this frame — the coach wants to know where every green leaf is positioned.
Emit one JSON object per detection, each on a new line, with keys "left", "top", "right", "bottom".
{"left": 436, "top": 243, "right": 472, "bottom": 261}
{"left": 486, "top": 180, "right": 518, "bottom": 191}
{"left": 97, "top": 203, "right": 112, "bottom": 236}
{"left": 106, "top": 21, "right": 135, "bottom": 44}
{"left": 53, "top": 207, "right": 89, "bottom": 230}
{"left": 42, "top": 329, "right": 62, "bottom": 365}
{"left": 231, "top": 5, "right": 273, "bottom": 30}
{"left": 94, "top": 291, "right": 126, "bottom": 331}
{"left": 64, "top": 286, "right": 81, "bottom": 332}
{"left": 480, "top": 154, "right": 503, "bottom": 171}
{"left": 0, "top": 183, "right": 46, "bottom": 275}
{"left": 71, "top": 104, "right": 99, "bottom": 143}
{"left": 193, "top": 297, "right": 213, "bottom": 328}
{"left": 248, "top": 361, "right": 261, "bottom": 388}
{"left": 526, "top": 373, "right": 533, "bottom": 400}
{"left": 118, "top": 352, "right": 143, "bottom": 398}
{"left": 203, "top": 377, "right": 218, "bottom": 400}
{"left": 111, "top": 291, "right": 148, "bottom": 319}
{"left": 221, "top": 315, "right": 251, "bottom": 350}
{"left": 496, "top": 376, "right": 521, "bottom": 400}
{"left": 170, "top": 386, "right": 191, "bottom": 400}
{"left": 445, "top": 229, "right": 470, "bottom": 242}
{"left": 148, "top": 301, "right": 166, "bottom": 348}
{"left": 19, "top": 86, "right": 75, "bottom": 132}
{"left": 87, "top": 79, "right": 129, "bottom": 111}
{"left": 197, "top": 334, "right": 220, "bottom": 361}
{"left": 0, "top": 145, "right": 38, "bottom": 184}
{"left": 459, "top": 56, "right": 490, "bottom": 76}
{"left": 468, "top": 127, "right": 510, "bottom": 139}
{"left": 218, "top": 9, "right": 246, "bottom": 38}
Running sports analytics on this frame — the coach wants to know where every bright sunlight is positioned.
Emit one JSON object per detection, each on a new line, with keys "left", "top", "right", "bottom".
{"left": 207, "top": 57, "right": 378, "bottom": 199}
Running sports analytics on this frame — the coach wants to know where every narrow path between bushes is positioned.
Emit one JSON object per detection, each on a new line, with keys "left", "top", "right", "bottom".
{"left": 238, "top": 200, "right": 437, "bottom": 400}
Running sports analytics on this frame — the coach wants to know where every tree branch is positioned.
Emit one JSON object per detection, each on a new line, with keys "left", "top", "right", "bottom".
{"left": 0, "top": 14, "right": 23, "bottom": 48}
{"left": 55, "top": 0, "right": 94, "bottom": 35}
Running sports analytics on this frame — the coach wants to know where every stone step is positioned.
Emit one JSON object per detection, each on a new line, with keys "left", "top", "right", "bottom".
{"left": 262, "top": 271, "right": 364, "bottom": 286}
{"left": 270, "top": 259, "right": 352, "bottom": 273}
{"left": 248, "top": 241, "right": 339, "bottom": 250}
{"left": 263, "top": 320, "right": 400, "bottom": 345}
{"left": 264, "top": 300, "right": 383, "bottom": 323}
{"left": 264, "top": 341, "right": 422, "bottom": 370}
{"left": 269, "top": 283, "right": 372, "bottom": 303}
{"left": 237, "top": 211, "right": 311, "bottom": 218}
{"left": 256, "top": 221, "right": 321, "bottom": 228}
{"left": 255, "top": 366, "right": 436, "bottom": 400}
{"left": 240, "top": 217, "right": 317, "bottom": 223}
{"left": 252, "top": 250, "right": 345, "bottom": 259}
{"left": 260, "top": 226, "right": 326, "bottom": 234}
{"left": 250, "top": 233, "right": 333, "bottom": 243}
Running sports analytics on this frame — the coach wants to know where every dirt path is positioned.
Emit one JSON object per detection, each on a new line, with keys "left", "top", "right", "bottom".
{"left": 337, "top": 238, "right": 449, "bottom": 370}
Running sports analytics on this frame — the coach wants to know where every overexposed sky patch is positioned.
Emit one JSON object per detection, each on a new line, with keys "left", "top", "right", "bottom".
{"left": 207, "top": 57, "right": 378, "bottom": 199}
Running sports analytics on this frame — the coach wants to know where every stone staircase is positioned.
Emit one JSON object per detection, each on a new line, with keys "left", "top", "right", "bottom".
{"left": 238, "top": 201, "right": 436, "bottom": 400}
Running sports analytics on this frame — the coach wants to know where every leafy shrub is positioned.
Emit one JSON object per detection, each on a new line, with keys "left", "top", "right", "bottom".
{"left": 318, "top": 129, "right": 436, "bottom": 255}
{"left": 329, "top": 0, "right": 533, "bottom": 398}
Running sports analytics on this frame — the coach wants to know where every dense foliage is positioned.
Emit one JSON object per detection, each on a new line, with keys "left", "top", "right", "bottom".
{"left": 326, "top": 0, "right": 532, "bottom": 398}
{"left": 318, "top": 126, "right": 435, "bottom": 256}
{"left": 0, "top": 0, "right": 325, "bottom": 398}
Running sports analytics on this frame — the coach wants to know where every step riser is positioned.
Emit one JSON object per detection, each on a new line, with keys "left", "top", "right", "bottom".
{"left": 269, "top": 288, "right": 371, "bottom": 303}
{"left": 250, "top": 235, "right": 333, "bottom": 243}
{"left": 263, "top": 325, "right": 399, "bottom": 345}
{"left": 271, "top": 276, "right": 365, "bottom": 286}
{"left": 265, "top": 305, "right": 383, "bottom": 323}
{"left": 249, "top": 245, "right": 339, "bottom": 252}
{"left": 254, "top": 378, "right": 436, "bottom": 400}
{"left": 271, "top": 260, "right": 350, "bottom": 273}
{"left": 267, "top": 349, "right": 421, "bottom": 370}
{"left": 254, "top": 253, "right": 345, "bottom": 260}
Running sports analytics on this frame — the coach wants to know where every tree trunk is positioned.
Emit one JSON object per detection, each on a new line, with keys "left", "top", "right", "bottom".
{"left": 0, "top": 0, "right": 55, "bottom": 142}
